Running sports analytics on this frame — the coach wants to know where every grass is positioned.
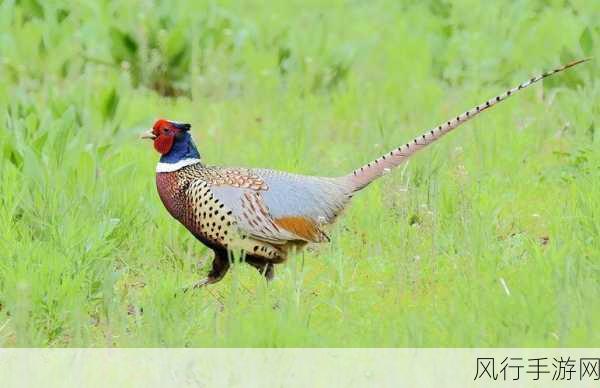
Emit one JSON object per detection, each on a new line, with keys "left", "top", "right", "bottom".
{"left": 0, "top": 0, "right": 598, "bottom": 347}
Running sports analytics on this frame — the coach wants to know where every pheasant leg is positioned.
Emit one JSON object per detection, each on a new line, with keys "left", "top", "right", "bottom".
{"left": 183, "top": 249, "right": 231, "bottom": 292}
{"left": 245, "top": 256, "right": 275, "bottom": 280}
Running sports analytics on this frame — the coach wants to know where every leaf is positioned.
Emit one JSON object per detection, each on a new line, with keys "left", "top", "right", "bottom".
{"left": 429, "top": 0, "right": 452, "bottom": 19}
{"left": 579, "top": 27, "right": 593, "bottom": 56}
{"left": 587, "top": 122, "right": 595, "bottom": 141}
{"left": 56, "top": 8, "right": 69, "bottom": 23}
{"left": 24, "top": 112, "right": 39, "bottom": 133}
{"left": 559, "top": 46, "right": 576, "bottom": 64}
{"left": 21, "top": 0, "right": 44, "bottom": 19}
{"left": 109, "top": 28, "right": 138, "bottom": 62}
{"left": 278, "top": 46, "right": 291, "bottom": 75}
{"left": 327, "top": 61, "right": 351, "bottom": 90}
{"left": 168, "top": 47, "right": 188, "bottom": 69}
{"left": 32, "top": 132, "right": 48, "bottom": 154}
{"left": 544, "top": 47, "right": 584, "bottom": 91}
{"left": 102, "top": 88, "right": 119, "bottom": 122}
{"left": 165, "top": 29, "right": 187, "bottom": 62}
{"left": 96, "top": 144, "right": 112, "bottom": 158}
{"left": 5, "top": 145, "right": 23, "bottom": 170}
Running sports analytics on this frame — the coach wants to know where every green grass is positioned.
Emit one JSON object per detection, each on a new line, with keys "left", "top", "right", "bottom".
{"left": 0, "top": 0, "right": 599, "bottom": 347}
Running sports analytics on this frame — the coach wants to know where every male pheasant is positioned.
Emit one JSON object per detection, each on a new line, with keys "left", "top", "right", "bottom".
{"left": 142, "top": 59, "right": 587, "bottom": 289}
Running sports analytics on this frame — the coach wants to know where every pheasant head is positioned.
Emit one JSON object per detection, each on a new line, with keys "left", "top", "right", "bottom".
{"left": 141, "top": 119, "right": 202, "bottom": 170}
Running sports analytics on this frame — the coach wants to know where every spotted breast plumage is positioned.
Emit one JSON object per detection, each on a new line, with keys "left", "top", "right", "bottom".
{"left": 142, "top": 59, "right": 587, "bottom": 289}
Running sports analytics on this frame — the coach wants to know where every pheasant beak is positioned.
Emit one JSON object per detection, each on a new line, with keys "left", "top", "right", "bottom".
{"left": 140, "top": 130, "right": 157, "bottom": 140}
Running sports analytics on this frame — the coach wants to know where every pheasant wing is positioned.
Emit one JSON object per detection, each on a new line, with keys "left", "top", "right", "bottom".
{"left": 201, "top": 168, "right": 351, "bottom": 244}
{"left": 208, "top": 185, "right": 300, "bottom": 244}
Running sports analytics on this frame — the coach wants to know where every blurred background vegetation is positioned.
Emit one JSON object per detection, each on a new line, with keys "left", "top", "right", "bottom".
{"left": 0, "top": 0, "right": 598, "bottom": 347}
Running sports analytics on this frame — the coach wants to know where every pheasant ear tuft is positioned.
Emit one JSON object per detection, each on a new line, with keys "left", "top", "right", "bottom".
{"left": 152, "top": 119, "right": 191, "bottom": 131}
{"left": 174, "top": 123, "right": 191, "bottom": 131}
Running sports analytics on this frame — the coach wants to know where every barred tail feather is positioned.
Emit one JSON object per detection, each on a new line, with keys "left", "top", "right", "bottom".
{"left": 346, "top": 58, "right": 589, "bottom": 191}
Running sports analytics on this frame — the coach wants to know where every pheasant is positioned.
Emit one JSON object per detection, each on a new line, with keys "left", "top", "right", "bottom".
{"left": 142, "top": 59, "right": 587, "bottom": 288}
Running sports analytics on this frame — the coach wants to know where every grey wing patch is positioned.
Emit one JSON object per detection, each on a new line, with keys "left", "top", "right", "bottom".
{"left": 253, "top": 169, "right": 352, "bottom": 224}
{"left": 209, "top": 185, "right": 300, "bottom": 244}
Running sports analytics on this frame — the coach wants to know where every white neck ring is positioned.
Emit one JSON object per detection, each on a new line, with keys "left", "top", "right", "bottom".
{"left": 156, "top": 158, "right": 201, "bottom": 173}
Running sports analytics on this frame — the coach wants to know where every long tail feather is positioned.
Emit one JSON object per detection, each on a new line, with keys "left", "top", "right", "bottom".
{"left": 346, "top": 58, "right": 589, "bottom": 191}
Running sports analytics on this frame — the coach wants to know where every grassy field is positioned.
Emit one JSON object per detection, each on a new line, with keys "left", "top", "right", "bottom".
{"left": 0, "top": 0, "right": 598, "bottom": 347}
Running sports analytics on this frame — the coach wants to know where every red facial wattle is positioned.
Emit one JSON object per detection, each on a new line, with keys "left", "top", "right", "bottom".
{"left": 154, "top": 133, "right": 175, "bottom": 154}
{"left": 150, "top": 119, "right": 176, "bottom": 154}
